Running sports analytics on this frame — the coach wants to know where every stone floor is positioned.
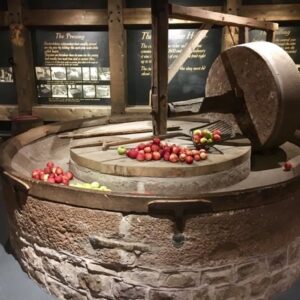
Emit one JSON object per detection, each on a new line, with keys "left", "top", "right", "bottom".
{"left": 0, "top": 179, "right": 300, "bottom": 300}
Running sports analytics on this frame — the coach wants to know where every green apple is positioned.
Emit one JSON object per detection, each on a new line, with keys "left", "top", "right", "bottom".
{"left": 207, "top": 138, "right": 213, "bottom": 144}
{"left": 91, "top": 181, "right": 100, "bottom": 188}
{"left": 200, "top": 137, "right": 207, "bottom": 144}
{"left": 193, "top": 129, "right": 201, "bottom": 135}
{"left": 117, "top": 146, "right": 127, "bottom": 155}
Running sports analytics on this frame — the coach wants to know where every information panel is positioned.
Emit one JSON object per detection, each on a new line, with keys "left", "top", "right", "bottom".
{"left": 250, "top": 26, "right": 300, "bottom": 71}
{"left": 127, "top": 28, "right": 222, "bottom": 105}
{"left": 0, "top": 30, "right": 17, "bottom": 105}
{"left": 33, "top": 30, "right": 111, "bottom": 105}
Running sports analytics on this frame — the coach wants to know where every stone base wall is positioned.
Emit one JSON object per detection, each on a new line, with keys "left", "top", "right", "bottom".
{"left": 5, "top": 189, "right": 300, "bottom": 300}
{"left": 11, "top": 234, "right": 300, "bottom": 300}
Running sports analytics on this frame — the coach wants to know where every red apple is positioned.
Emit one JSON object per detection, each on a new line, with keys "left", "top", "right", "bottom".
{"left": 144, "top": 152, "right": 152, "bottom": 161}
{"left": 200, "top": 152, "right": 208, "bottom": 160}
{"left": 49, "top": 173, "right": 55, "bottom": 178}
{"left": 164, "top": 146, "right": 171, "bottom": 153}
{"left": 171, "top": 146, "right": 180, "bottom": 155}
{"left": 213, "top": 134, "right": 221, "bottom": 142}
{"left": 55, "top": 167, "right": 64, "bottom": 175}
{"left": 44, "top": 166, "right": 51, "bottom": 174}
{"left": 169, "top": 153, "right": 179, "bottom": 163}
{"left": 127, "top": 149, "right": 138, "bottom": 159}
{"left": 179, "top": 153, "right": 186, "bottom": 162}
{"left": 55, "top": 175, "right": 63, "bottom": 183}
{"left": 65, "top": 171, "right": 74, "bottom": 180}
{"left": 136, "top": 152, "right": 145, "bottom": 161}
{"left": 31, "top": 169, "right": 41, "bottom": 180}
{"left": 138, "top": 143, "right": 146, "bottom": 150}
{"left": 199, "top": 149, "right": 206, "bottom": 153}
{"left": 186, "top": 150, "right": 193, "bottom": 157}
{"left": 185, "top": 155, "right": 194, "bottom": 164}
{"left": 163, "top": 152, "right": 170, "bottom": 161}
{"left": 152, "top": 137, "right": 161, "bottom": 145}
{"left": 152, "top": 151, "right": 161, "bottom": 160}
{"left": 151, "top": 144, "right": 160, "bottom": 152}
{"left": 191, "top": 149, "right": 199, "bottom": 156}
{"left": 194, "top": 154, "right": 201, "bottom": 161}
{"left": 51, "top": 167, "right": 57, "bottom": 174}
{"left": 46, "top": 161, "right": 54, "bottom": 169}
{"left": 47, "top": 177, "right": 55, "bottom": 184}
{"left": 62, "top": 176, "right": 69, "bottom": 185}
{"left": 213, "top": 129, "right": 221, "bottom": 136}
{"left": 144, "top": 146, "right": 152, "bottom": 153}
{"left": 283, "top": 161, "right": 292, "bottom": 171}
{"left": 38, "top": 171, "right": 45, "bottom": 180}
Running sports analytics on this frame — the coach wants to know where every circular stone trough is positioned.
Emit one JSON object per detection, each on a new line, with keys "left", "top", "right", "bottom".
{"left": 1, "top": 115, "right": 300, "bottom": 300}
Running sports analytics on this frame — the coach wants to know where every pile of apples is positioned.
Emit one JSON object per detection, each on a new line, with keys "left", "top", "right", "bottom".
{"left": 31, "top": 161, "right": 74, "bottom": 185}
{"left": 118, "top": 137, "right": 208, "bottom": 164}
{"left": 192, "top": 128, "right": 222, "bottom": 149}
{"left": 70, "top": 181, "right": 111, "bottom": 192}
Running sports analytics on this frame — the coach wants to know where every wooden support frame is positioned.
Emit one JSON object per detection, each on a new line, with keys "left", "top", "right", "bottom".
{"left": 151, "top": 0, "right": 169, "bottom": 136}
{"left": 108, "top": 0, "right": 127, "bottom": 115}
{"left": 169, "top": 4, "right": 278, "bottom": 31}
{"left": 7, "top": 0, "right": 37, "bottom": 116}
{"left": 168, "top": 24, "right": 211, "bottom": 84}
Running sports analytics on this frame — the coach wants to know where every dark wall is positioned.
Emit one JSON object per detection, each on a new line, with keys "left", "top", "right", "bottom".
{"left": 27, "top": 0, "right": 107, "bottom": 9}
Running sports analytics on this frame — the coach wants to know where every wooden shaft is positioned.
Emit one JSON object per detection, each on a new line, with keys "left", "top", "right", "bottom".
{"left": 151, "top": 0, "right": 169, "bottom": 136}
{"left": 108, "top": 0, "right": 127, "bottom": 115}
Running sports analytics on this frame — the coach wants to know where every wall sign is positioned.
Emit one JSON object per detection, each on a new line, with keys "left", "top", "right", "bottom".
{"left": 0, "top": 30, "right": 17, "bottom": 105}
{"left": 250, "top": 26, "right": 300, "bottom": 71}
{"left": 127, "top": 28, "right": 222, "bottom": 105}
{"left": 33, "top": 30, "right": 110, "bottom": 105}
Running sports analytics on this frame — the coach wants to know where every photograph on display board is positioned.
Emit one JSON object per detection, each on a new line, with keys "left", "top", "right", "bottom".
{"left": 96, "top": 85, "right": 110, "bottom": 98}
{"left": 51, "top": 67, "right": 67, "bottom": 81}
{"left": 35, "top": 67, "right": 51, "bottom": 80}
{"left": 68, "top": 85, "right": 83, "bottom": 98}
{"left": 0, "top": 67, "right": 13, "bottom": 82}
{"left": 37, "top": 84, "right": 52, "bottom": 97}
{"left": 66, "top": 67, "right": 82, "bottom": 80}
{"left": 52, "top": 85, "right": 68, "bottom": 98}
{"left": 99, "top": 67, "right": 110, "bottom": 81}
{"left": 83, "top": 85, "right": 96, "bottom": 98}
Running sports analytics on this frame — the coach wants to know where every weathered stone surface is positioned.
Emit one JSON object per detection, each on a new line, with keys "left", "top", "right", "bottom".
{"left": 120, "top": 269, "right": 160, "bottom": 287}
{"left": 268, "top": 249, "right": 287, "bottom": 272}
{"left": 161, "top": 272, "right": 196, "bottom": 288}
{"left": 112, "top": 280, "right": 147, "bottom": 299}
{"left": 249, "top": 276, "right": 271, "bottom": 298}
{"left": 46, "top": 277, "right": 88, "bottom": 300}
{"left": 201, "top": 266, "right": 233, "bottom": 285}
{"left": 214, "top": 284, "right": 248, "bottom": 300}
{"left": 148, "top": 289, "right": 192, "bottom": 300}
{"left": 270, "top": 268, "right": 291, "bottom": 295}
{"left": 78, "top": 273, "right": 113, "bottom": 298}
{"left": 86, "top": 261, "right": 117, "bottom": 276}
{"left": 288, "top": 239, "right": 300, "bottom": 265}
{"left": 34, "top": 243, "right": 67, "bottom": 262}
{"left": 236, "top": 261, "right": 265, "bottom": 282}
{"left": 21, "top": 246, "right": 44, "bottom": 272}
{"left": 192, "top": 286, "right": 211, "bottom": 300}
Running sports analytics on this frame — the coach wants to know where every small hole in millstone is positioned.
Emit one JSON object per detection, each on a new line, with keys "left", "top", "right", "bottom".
{"left": 172, "top": 232, "right": 185, "bottom": 248}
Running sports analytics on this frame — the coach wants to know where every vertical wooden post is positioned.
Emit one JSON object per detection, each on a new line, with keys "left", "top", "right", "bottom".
{"left": 8, "top": 0, "right": 37, "bottom": 115}
{"left": 108, "top": 0, "right": 127, "bottom": 115}
{"left": 266, "top": 30, "right": 275, "bottom": 42}
{"left": 151, "top": 0, "right": 169, "bottom": 136}
{"left": 222, "top": 0, "right": 240, "bottom": 51}
{"left": 238, "top": 26, "right": 249, "bottom": 44}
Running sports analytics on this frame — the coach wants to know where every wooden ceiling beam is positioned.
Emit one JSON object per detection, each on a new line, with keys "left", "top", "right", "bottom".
{"left": 169, "top": 4, "right": 278, "bottom": 31}
{"left": 241, "top": 4, "right": 300, "bottom": 22}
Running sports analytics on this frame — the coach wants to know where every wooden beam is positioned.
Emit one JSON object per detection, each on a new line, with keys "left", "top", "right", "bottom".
{"left": 8, "top": 0, "right": 37, "bottom": 115}
{"left": 238, "top": 26, "right": 249, "bottom": 44}
{"left": 168, "top": 24, "right": 211, "bottom": 84}
{"left": 169, "top": 4, "right": 278, "bottom": 31}
{"left": 123, "top": 6, "right": 222, "bottom": 25}
{"left": 108, "top": 0, "right": 127, "bottom": 115}
{"left": 266, "top": 30, "right": 275, "bottom": 43}
{"left": 241, "top": 4, "right": 300, "bottom": 22}
{"left": 151, "top": 0, "right": 169, "bottom": 136}
{"left": 22, "top": 9, "right": 108, "bottom": 26}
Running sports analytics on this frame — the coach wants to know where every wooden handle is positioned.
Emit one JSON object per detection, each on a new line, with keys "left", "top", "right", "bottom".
{"left": 102, "top": 132, "right": 185, "bottom": 151}
{"left": 59, "top": 125, "right": 181, "bottom": 139}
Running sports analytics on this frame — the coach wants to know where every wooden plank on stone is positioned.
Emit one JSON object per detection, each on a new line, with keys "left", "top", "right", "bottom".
{"left": 168, "top": 24, "right": 211, "bottom": 84}
{"left": 241, "top": 4, "right": 300, "bottom": 22}
{"left": 169, "top": 4, "right": 278, "bottom": 31}
{"left": 22, "top": 9, "right": 108, "bottom": 26}
{"left": 108, "top": 0, "right": 127, "bottom": 115}
{"left": 151, "top": 0, "right": 169, "bottom": 136}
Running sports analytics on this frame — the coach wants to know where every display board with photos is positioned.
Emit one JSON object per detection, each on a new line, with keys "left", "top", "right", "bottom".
{"left": 250, "top": 26, "right": 300, "bottom": 71}
{"left": 0, "top": 30, "right": 17, "bottom": 105}
{"left": 127, "top": 28, "right": 222, "bottom": 105}
{"left": 33, "top": 30, "right": 111, "bottom": 105}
